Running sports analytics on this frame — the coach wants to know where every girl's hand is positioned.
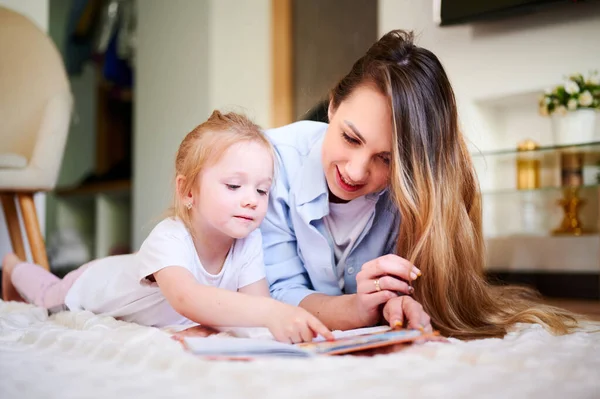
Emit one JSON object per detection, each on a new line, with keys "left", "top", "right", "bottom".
{"left": 266, "top": 302, "right": 334, "bottom": 344}
{"left": 354, "top": 254, "right": 421, "bottom": 326}
{"left": 170, "top": 325, "right": 220, "bottom": 343}
{"left": 382, "top": 295, "right": 432, "bottom": 333}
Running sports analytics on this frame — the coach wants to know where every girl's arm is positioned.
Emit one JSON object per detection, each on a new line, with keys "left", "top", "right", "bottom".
{"left": 153, "top": 266, "right": 333, "bottom": 342}
{"left": 238, "top": 278, "right": 270, "bottom": 297}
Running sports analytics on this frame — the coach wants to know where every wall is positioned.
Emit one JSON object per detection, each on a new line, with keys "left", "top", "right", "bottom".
{"left": 134, "top": 0, "right": 272, "bottom": 248}
{"left": 378, "top": 0, "right": 600, "bottom": 148}
{"left": 0, "top": 0, "right": 48, "bottom": 263}
{"left": 0, "top": 0, "right": 48, "bottom": 30}
{"left": 292, "top": 0, "right": 377, "bottom": 120}
{"left": 134, "top": 0, "right": 210, "bottom": 247}
{"left": 208, "top": 0, "right": 271, "bottom": 128}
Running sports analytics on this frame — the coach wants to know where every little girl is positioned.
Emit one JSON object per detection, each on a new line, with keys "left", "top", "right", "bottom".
{"left": 2, "top": 110, "right": 333, "bottom": 344}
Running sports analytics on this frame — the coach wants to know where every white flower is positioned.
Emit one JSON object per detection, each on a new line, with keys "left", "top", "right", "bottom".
{"left": 555, "top": 105, "right": 568, "bottom": 116}
{"left": 579, "top": 91, "right": 593, "bottom": 107}
{"left": 569, "top": 73, "right": 583, "bottom": 82}
{"left": 589, "top": 75, "right": 600, "bottom": 85}
{"left": 544, "top": 97, "right": 551, "bottom": 105}
{"left": 567, "top": 98, "right": 578, "bottom": 110}
{"left": 565, "top": 80, "right": 580, "bottom": 94}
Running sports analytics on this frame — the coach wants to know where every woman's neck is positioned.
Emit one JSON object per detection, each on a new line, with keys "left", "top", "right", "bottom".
{"left": 190, "top": 221, "right": 234, "bottom": 275}
{"left": 328, "top": 188, "right": 349, "bottom": 204}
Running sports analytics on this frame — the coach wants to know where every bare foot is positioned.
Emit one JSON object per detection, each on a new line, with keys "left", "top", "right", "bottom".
{"left": 2, "top": 253, "right": 25, "bottom": 302}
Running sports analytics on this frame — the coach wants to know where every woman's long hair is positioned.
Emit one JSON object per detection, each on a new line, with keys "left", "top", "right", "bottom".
{"left": 331, "top": 30, "right": 579, "bottom": 339}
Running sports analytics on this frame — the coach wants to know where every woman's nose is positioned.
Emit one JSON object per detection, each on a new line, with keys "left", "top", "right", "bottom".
{"left": 345, "top": 156, "right": 369, "bottom": 183}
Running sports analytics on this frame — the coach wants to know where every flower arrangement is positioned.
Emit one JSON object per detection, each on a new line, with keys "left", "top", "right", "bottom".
{"left": 539, "top": 71, "right": 600, "bottom": 116}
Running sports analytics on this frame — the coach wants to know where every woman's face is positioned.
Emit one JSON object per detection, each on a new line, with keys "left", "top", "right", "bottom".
{"left": 322, "top": 84, "right": 393, "bottom": 203}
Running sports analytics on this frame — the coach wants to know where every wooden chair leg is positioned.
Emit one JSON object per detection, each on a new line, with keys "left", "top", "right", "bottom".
{"left": 1, "top": 193, "right": 27, "bottom": 261}
{"left": 17, "top": 193, "right": 50, "bottom": 270}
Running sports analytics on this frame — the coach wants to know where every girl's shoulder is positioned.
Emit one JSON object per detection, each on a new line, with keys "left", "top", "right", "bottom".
{"left": 232, "top": 229, "right": 263, "bottom": 259}
{"left": 143, "top": 217, "right": 191, "bottom": 247}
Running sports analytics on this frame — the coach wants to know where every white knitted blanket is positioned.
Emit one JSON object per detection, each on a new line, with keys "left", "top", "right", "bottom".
{"left": 1, "top": 300, "right": 599, "bottom": 399}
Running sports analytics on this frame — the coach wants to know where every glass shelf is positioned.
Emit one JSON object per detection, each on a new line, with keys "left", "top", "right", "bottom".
{"left": 471, "top": 141, "right": 600, "bottom": 158}
{"left": 481, "top": 184, "right": 600, "bottom": 196}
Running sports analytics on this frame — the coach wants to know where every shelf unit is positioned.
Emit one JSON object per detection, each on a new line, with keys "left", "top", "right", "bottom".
{"left": 48, "top": 180, "right": 131, "bottom": 269}
{"left": 468, "top": 90, "right": 599, "bottom": 299}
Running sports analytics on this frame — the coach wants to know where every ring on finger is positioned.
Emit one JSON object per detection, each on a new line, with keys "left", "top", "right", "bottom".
{"left": 374, "top": 278, "right": 381, "bottom": 292}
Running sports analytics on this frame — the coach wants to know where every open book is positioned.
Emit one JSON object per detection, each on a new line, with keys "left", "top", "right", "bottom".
{"left": 182, "top": 326, "right": 438, "bottom": 359}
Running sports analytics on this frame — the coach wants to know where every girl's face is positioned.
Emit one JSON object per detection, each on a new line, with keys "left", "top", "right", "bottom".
{"left": 322, "top": 84, "right": 393, "bottom": 203}
{"left": 190, "top": 140, "right": 273, "bottom": 240}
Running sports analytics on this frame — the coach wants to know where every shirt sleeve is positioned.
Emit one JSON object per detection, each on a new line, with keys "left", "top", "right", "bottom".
{"left": 236, "top": 230, "right": 267, "bottom": 288}
{"left": 135, "top": 220, "right": 192, "bottom": 283}
{"left": 261, "top": 151, "right": 315, "bottom": 306}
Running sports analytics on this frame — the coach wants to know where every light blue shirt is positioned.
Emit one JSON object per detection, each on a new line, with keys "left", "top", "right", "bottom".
{"left": 261, "top": 121, "right": 400, "bottom": 306}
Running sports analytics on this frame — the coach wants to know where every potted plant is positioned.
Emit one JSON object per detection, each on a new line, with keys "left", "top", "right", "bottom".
{"left": 539, "top": 71, "right": 600, "bottom": 145}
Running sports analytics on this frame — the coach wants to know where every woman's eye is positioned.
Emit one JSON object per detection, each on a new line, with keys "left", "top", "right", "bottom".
{"left": 226, "top": 184, "right": 240, "bottom": 190}
{"left": 342, "top": 132, "right": 360, "bottom": 145}
{"left": 257, "top": 189, "right": 268, "bottom": 196}
{"left": 379, "top": 155, "right": 391, "bottom": 165}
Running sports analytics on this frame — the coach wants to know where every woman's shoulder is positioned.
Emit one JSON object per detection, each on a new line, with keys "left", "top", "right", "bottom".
{"left": 264, "top": 120, "right": 327, "bottom": 155}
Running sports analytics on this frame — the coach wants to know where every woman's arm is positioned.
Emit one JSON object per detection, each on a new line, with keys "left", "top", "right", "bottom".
{"left": 301, "top": 255, "right": 426, "bottom": 331}
{"left": 299, "top": 293, "right": 373, "bottom": 331}
{"left": 154, "top": 266, "right": 333, "bottom": 342}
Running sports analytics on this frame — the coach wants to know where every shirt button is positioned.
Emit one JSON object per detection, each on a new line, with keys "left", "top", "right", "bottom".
{"left": 347, "top": 267, "right": 355, "bottom": 275}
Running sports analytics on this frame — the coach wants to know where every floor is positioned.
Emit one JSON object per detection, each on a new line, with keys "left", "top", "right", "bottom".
{"left": 543, "top": 298, "right": 600, "bottom": 321}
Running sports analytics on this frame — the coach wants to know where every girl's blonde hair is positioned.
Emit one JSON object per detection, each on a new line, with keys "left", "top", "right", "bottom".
{"left": 169, "top": 110, "right": 274, "bottom": 235}
{"left": 331, "top": 30, "right": 579, "bottom": 339}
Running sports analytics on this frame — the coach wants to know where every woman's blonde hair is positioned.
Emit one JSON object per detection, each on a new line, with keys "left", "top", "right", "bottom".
{"left": 169, "top": 110, "right": 274, "bottom": 235}
{"left": 331, "top": 30, "right": 579, "bottom": 339}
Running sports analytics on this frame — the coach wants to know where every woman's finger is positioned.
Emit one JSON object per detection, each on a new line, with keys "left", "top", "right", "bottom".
{"left": 357, "top": 275, "right": 413, "bottom": 295}
{"left": 360, "top": 289, "right": 397, "bottom": 310}
{"left": 402, "top": 296, "right": 431, "bottom": 331}
{"left": 359, "top": 255, "right": 421, "bottom": 282}
{"left": 382, "top": 296, "right": 405, "bottom": 327}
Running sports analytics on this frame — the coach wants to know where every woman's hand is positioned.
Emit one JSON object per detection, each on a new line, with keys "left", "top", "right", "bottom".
{"left": 354, "top": 254, "right": 421, "bottom": 326}
{"left": 382, "top": 295, "right": 432, "bottom": 332}
{"left": 266, "top": 302, "right": 334, "bottom": 344}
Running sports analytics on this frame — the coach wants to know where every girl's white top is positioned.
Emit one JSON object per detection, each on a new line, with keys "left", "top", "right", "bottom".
{"left": 65, "top": 217, "right": 266, "bottom": 327}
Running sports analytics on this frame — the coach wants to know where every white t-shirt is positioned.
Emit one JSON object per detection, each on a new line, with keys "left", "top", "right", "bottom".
{"left": 323, "top": 196, "right": 376, "bottom": 289}
{"left": 65, "top": 218, "right": 266, "bottom": 327}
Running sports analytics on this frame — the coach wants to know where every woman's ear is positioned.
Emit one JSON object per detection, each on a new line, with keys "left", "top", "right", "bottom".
{"left": 327, "top": 99, "right": 335, "bottom": 123}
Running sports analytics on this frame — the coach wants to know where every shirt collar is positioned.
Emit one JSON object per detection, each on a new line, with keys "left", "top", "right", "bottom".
{"left": 295, "top": 135, "right": 329, "bottom": 207}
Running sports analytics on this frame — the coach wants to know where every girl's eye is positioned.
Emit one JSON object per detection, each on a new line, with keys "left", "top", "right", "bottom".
{"left": 342, "top": 132, "right": 360, "bottom": 145}
{"left": 226, "top": 184, "right": 240, "bottom": 190}
{"left": 257, "top": 189, "right": 268, "bottom": 196}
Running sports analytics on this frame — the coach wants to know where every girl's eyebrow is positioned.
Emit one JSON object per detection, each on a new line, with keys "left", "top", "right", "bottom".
{"left": 222, "top": 172, "right": 272, "bottom": 184}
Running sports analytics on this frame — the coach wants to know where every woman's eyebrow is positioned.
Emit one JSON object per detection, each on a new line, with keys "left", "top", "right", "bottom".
{"left": 344, "top": 120, "right": 366, "bottom": 144}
